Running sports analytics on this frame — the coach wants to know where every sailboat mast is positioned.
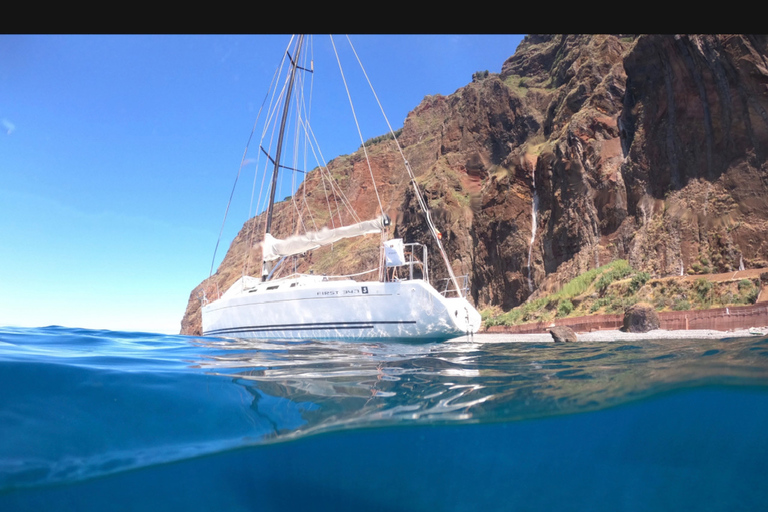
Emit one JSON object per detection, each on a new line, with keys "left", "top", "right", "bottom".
{"left": 262, "top": 35, "right": 304, "bottom": 279}
{"left": 264, "top": 34, "right": 304, "bottom": 236}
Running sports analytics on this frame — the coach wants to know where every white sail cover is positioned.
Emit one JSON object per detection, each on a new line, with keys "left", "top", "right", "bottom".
{"left": 262, "top": 216, "right": 388, "bottom": 261}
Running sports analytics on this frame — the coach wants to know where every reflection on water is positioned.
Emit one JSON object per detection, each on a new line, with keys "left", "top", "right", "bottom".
{"left": 192, "top": 334, "right": 768, "bottom": 442}
{"left": 2, "top": 326, "right": 768, "bottom": 499}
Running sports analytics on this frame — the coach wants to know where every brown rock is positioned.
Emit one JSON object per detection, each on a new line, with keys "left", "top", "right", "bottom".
{"left": 622, "top": 303, "right": 660, "bottom": 333}
{"left": 550, "top": 325, "right": 578, "bottom": 342}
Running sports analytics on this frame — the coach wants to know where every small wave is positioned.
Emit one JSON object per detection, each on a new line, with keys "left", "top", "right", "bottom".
{"left": 1, "top": 326, "right": 768, "bottom": 493}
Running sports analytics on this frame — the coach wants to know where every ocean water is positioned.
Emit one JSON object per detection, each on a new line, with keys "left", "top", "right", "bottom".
{"left": 1, "top": 327, "right": 767, "bottom": 511}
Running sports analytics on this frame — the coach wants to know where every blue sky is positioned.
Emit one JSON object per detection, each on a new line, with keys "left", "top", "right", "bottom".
{"left": 0, "top": 34, "right": 524, "bottom": 334}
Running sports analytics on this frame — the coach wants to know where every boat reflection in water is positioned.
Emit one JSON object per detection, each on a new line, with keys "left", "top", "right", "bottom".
{"left": 191, "top": 333, "right": 768, "bottom": 443}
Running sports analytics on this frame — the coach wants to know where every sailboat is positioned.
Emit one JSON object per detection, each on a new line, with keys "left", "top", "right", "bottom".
{"left": 201, "top": 35, "right": 481, "bottom": 342}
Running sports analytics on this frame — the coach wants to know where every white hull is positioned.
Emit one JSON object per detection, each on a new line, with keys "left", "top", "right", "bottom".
{"left": 202, "top": 276, "right": 481, "bottom": 342}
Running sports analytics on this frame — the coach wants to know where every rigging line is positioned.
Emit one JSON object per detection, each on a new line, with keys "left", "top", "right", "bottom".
{"left": 301, "top": 37, "right": 320, "bottom": 234}
{"left": 210, "top": 39, "right": 291, "bottom": 280}
{"left": 209, "top": 144, "right": 249, "bottom": 279}
{"left": 264, "top": 34, "right": 305, "bottom": 239}
{"left": 289, "top": 39, "right": 363, "bottom": 229}
{"left": 293, "top": 109, "right": 336, "bottom": 229}
{"left": 306, "top": 122, "right": 362, "bottom": 224}
{"left": 330, "top": 34, "right": 384, "bottom": 217}
{"left": 297, "top": 112, "right": 344, "bottom": 229}
{"left": 292, "top": 117, "right": 319, "bottom": 233}
{"left": 344, "top": 34, "right": 407, "bottom": 214}
{"left": 345, "top": 35, "right": 464, "bottom": 298}
{"left": 321, "top": 267, "right": 379, "bottom": 278}
{"left": 244, "top": 38, "right": 294, "bottom": 278}
{"left": 302, "top": 118, "right": 362, "bottom": 226}
{"left": 251, "top": 37, "right": 301, "bottom": 249}
{"left": 318, "top": 160, "right": 336, "bottom": 228}
{"left": 286, "top": 72, "right": 301, "bottom": 234}
{"left": 292, "top": 137, "right": 323, "bottom": 235}
{"left": 292, "top": 42, "right": 314, "bottom": 235}
{"left": 288, "top": 48, "right": 317, "bottom": 234}
{"left": 279, "top": 36, "right": 308, "bottom": 233}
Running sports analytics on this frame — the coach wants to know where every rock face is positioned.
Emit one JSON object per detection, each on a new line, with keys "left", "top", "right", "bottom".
{"left": 550, "top": 326, "right": 578, "bottom": 342}
{"left": 181, "top": 35, "right": 768, "bottom": 336}
{"left": 622, "top": 303, "right": 661, "bottom": 333}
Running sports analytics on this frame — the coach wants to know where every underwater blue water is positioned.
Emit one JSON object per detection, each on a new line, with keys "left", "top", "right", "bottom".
{"left": 1, "top": 326, "right": 767, "bottom": 511}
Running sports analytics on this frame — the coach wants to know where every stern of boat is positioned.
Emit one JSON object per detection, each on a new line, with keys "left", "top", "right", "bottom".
{"left": 442, "top": 296, "right": 482, "bottom": 335}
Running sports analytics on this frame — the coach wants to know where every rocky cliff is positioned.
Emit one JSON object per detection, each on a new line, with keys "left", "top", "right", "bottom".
{"left": 181, "top": 34, "right": 768, "bottom": 336}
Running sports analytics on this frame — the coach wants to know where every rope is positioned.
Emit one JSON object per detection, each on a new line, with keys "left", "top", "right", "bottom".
{"left": 291, "top": 45, "right": 318, "bottom": 235}
{"left": 344, "top": 35, "right": 465, "bottom": 298}
{"left": 272, "top": 267, "right": 380, "bottom": 281}
{"left": 317, "top": 267, "right": 380, "bottom": 279}
{"left": 301, "top": 118, "right": 362, "bottom": 225}
{"left": 209, "top": 37, "right": 292, "bottom": 279}
{"left": 243, "top": 37, "right": 296, "bottom": 278}
{"left": 240, "top": 34, "right": 369, "bottom": 279}
{"left": 209, "top": 144, "right": 247, "bottom": 278}
{"left": 212, "top": 34, "right": 462, "bottom": 299}
{"left": 330, "top": 35, "right": 384, "bottom": 217}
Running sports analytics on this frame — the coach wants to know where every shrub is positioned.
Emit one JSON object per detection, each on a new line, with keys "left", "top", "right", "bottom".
{"left": 737, "top": 279, "right": 759, "bottom": 304}
{"left": 738, "top": 279, "right": 754, "bottom": 292}
{"left": 595, "top": 260, "right": 632, "bottom": 292}
{"left": 693, "top": 278, "right": 713, "bottom": 302}
{"left": 554, "top": 268, "right": 599, "bottom": 299}
{"left": 362, "top": 128, "right": 403, "bottom": 148}
{"left": 557, "top": 299, "right": 574, "bottom": 318}
{"left": 718, "top": 291, "right": 735, "bottom": 306}
{"left": 589, "top": 296, "right": 613, "bottom": 313}
{"left": 629, "top": 271, "right": 650, "bottom": 293}
{"left": 604, "top": 295, "right": 638, "bottom": 314}
{"left": 654, "top": 295, "right": 670, "bottom": 310}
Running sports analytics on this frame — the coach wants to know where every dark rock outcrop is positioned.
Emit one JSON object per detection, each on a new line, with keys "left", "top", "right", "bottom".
{"left": 181, "top": 35, "right": 768, "bottom": 335}
{"left": 550, "top": 326, "right": 578, "bottom": 342}
{"left": 622, "top": 303, "right": 661, "bottom": 333}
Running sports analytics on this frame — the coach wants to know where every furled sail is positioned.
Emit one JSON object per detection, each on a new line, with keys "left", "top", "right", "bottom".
{"left": 262, "top": 216, "right": 389, "bottom": 261}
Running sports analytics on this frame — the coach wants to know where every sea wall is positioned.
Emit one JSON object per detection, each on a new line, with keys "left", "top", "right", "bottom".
{"left": 485, "top": 303, "right": 768, "bottom": 334}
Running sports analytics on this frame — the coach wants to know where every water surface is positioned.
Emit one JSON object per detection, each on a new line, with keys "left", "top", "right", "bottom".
{"left": 1, "top": 327, "right": 767, "bottom": 511}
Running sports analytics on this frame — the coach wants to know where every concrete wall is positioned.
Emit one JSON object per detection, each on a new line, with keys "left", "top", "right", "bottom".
{"left": 486, "top": 303, "right": 768, "bottom": 334}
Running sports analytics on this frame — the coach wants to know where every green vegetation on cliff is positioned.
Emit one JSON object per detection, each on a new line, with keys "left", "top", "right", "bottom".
{"left": 483, "top": 260, "right": 761, "bottom": 328}
{"left": 483, "top": 260, "right": 634, "bottom": 327}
